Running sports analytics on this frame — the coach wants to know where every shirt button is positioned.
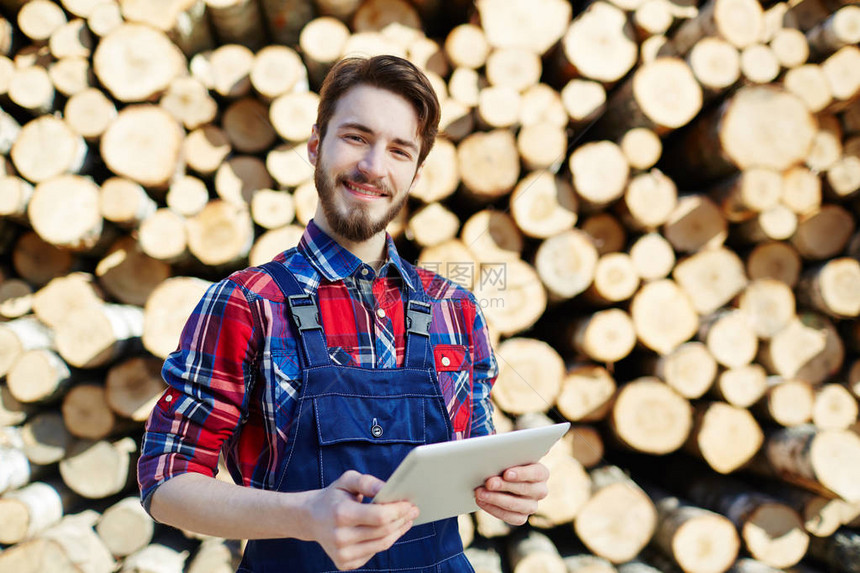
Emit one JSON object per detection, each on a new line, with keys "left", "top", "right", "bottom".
{"left": 361, "top": 267, "right": 369, "bottom": 276}
{"left": 376, "top": 308, "right": 386, "bottom": 319}
{"left": 441, "top": 356, "right": 451, "bottom": 367}
{"left": 164, "top": 394, "right": 173, "bottom": 403}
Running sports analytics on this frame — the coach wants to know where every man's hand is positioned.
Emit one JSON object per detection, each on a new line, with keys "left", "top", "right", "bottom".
{"left": 474, "top": 462, "right": 549, "bottom": 525}
{"left": 302, "top": 470, "right": 418, "bottom": 571}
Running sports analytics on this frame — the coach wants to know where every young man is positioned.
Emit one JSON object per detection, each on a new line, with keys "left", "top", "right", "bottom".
{"left": 138, "top": 55, "right": 549, "bottom": 572}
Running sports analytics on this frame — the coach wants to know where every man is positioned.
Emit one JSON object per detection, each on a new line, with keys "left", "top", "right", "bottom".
{"left": 138, "top": 55, "right": 549, "bottom": 572}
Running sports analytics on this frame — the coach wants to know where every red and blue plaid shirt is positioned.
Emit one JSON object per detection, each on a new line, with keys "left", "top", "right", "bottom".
{"left": 138, "top": 220, "right": 498, "bottom": 509}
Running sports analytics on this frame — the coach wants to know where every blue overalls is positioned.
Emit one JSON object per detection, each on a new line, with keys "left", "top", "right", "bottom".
{"left": 238, "top": 261, "right": 474, "bottom": 572}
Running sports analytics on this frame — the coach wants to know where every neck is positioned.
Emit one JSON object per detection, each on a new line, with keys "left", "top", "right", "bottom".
{"left": 312, "top": 209, "right": 388, "bottom": 270}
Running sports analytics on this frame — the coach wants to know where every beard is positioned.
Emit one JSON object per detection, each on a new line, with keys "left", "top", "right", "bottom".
{"left": 314, "top": 150, "right": 410, "bottom": 243}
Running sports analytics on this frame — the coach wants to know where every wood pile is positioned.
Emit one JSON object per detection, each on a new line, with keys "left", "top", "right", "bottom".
{"left": 0, "top": 0, "right": 859, "bottom": 571}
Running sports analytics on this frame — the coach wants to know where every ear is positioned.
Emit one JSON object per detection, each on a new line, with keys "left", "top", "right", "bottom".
{"left": 307, "top": 124, "right": 320, "bottom": 166}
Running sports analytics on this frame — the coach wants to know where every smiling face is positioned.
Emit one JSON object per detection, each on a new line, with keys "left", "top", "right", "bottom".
{"left": 309, "top": 84, "right": 422, "bottom": 243}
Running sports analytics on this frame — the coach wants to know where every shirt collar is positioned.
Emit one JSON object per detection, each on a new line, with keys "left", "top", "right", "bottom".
{"left": 298, "top": 219, "right": 414, "bottom": 290}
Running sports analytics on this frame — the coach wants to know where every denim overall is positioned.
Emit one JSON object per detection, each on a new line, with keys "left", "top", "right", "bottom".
{"left": 238, "top": 262, "right": 473, "bottom": 572}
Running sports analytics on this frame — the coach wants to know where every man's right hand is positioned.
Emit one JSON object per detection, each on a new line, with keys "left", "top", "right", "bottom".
{"left": 301, "top": 470, "right": 419, "bottom": 571}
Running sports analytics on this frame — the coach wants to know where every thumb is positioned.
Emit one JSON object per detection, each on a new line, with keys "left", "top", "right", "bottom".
{"left": 334, "top": 470, "right": 385, "bottom": 499}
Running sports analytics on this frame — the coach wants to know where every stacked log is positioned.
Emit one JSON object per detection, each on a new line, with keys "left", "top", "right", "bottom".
{"left": 0, "top": 0, "right": 859, "bottom": 571}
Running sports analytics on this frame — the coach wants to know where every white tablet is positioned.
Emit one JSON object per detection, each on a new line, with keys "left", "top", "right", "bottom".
{"left": 372, "top": 422, "right": 569, "bottom": 525}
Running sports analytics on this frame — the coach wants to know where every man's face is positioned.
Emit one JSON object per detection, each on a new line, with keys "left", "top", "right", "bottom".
{"left": 309, "top": 84, "right": 422, "bottom": 243}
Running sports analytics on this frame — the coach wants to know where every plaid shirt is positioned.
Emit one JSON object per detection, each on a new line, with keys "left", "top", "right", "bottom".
{"left": 138, "top": 220, "right": 498, "bottom": 509}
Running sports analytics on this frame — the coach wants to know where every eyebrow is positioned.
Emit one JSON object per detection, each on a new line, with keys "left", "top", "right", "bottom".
{"left": 338, "top": 122, "right": 419, "bottom": 153}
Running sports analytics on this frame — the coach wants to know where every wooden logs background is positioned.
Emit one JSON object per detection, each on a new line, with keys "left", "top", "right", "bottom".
{"left": 0, "top": 0, "right": 859, "bottom": 571}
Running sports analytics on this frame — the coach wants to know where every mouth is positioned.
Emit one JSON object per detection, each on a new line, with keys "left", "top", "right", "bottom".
{"left": 341, "top": 179, "right": 388, "bottom": 200}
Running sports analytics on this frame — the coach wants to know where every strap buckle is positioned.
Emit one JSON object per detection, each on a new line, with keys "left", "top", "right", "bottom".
{"left": 406, "top": 300, "right": 432, "bottom": 337}
{"left": 287, "top": 294, "right": 322, "bottom": 331}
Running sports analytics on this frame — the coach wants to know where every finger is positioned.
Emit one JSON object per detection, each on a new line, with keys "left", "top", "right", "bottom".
{"left": 337, "top": 508, "right": 418, "bottom": 546}
{"left": 475, "top": 488, "right": 539, "bottom": 516}
{"left": 483, "top": 477, "right": 548, "bottom": 499}
{"left": 341, "top": 498, "right": 418, "bottom": 528}
{"left": 499, "top": 463, "right": 550, "bottom": 483}
{"left": 337, "top": 517, "right": 416, "bottom": 570}
{"left": 475, "top": 497, "right": 529, "bottom": 526}
{"left": 335, "top": 470, "right": 386, "bottom": 499}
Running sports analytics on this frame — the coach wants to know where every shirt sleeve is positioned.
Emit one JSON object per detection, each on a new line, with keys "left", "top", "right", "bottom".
{"left": 467, "top": 294, "right": 498, "bottom": 437}
{"left": 137, "top": 278, "right": 259, "bottom": 512}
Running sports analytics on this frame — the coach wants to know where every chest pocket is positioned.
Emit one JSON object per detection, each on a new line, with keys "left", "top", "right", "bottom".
{"left": 433, "top": 344, "right": 472, "bottom": 434}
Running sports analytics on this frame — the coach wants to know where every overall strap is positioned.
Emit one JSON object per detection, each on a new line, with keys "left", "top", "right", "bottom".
{"left": 403, "top": 266, "right": 433, "bottom": 371}
{"left": 259, "top": 262, "right": 329, "bottom": 368}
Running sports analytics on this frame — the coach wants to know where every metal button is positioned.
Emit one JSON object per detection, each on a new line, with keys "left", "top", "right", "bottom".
{"left": 164, "top": 394, "right": 173, "bottom": 403}
{"left": 441, "top": 356, "right": 451, "bottom": 367}
{"left": 361, "top": 267, "right": 369, "bottom": 276}
{"left": 371, "top": 418, "right": 383, "bottom": 438}
{"left": 376, "top": 308, "right": 386, "bottom": 319}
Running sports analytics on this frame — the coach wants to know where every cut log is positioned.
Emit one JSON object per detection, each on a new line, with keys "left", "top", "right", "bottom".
{"left": 769, "top": 28, "right": 809, "bottom": 69}
{"left": 510, "top": 171, "right": 577, "bottom": 238}
{"left": 476, "top": 85, "right": 520, "bottom": 129}
{"left": 266, "top": 143, "right": 314, "bottom": 189}
{"left": 698, "top": 310, "right": 758, "bottom": 368}
{"left": 491, "top": 338, "right": 564, "bottom": 415}
{"left": 485, "top": 47, "right": 541, "bottom": 93}
{"left": 59, "top": 437, "right": 136, "bottom": 499}
{"left": 474, "top": 508, "right": 511, "bottom": 539}
{"left": 184, "top": 125, "right": 232, "bottom": 177}
{"left": 759, "top": 378, "right": 815, "bottom": 427}
{"left": 736, "top": 204, "right": 798, "bottom": 243}
{"left": 28, "top": 175, "right": 102, "bottom": 252}
{"left": 270, "top": 91, "right": 318, "bottom": 143}
{"left": 7, "top": 349, "right": 72, "bottom": 404}
{"left": 120, "top": 0, "right": 213, "bottom": 57}
{"left": 568, "top": 425, "right": 604, "bottom": 469}
{"left": 0, "top": 384, "right": 32, "bottom": 427}
{"left": 792, "top": 204, "right": 856, "bottom": 261}
{"left": 458, "top": 513, "right": 474, "bottom": 549}
{"left": 529, "top": 448, "right": 591, "bottom": 529}
{"left": 687, "top": 401, "right": 763, "bottom": 473}
{"left": 466, "top": 547, "right": 504, "bottom": 573}
{"left": 710, "top": 168, "right": 782, "bottom": 223}
{"left": 87, "top": 1, "right": 123, "bottom": 38}
{"left": 215, "top": 155, "right": 272, "bottom": 206}
{"left": 17, "top": 0, "right": 67, "bottom": 43}
{"left": 629, "top": 232, "right": 675, "bottom": 281}
{"left": 574, "top": 465, "right": 658, "bottom": 563}
{"left": 298, "top": 17, "right": 351, "bottom": 88}
{"left": 662, "top": 195, "right": 727, "bottom": 253}
{"left": 40, "top": 510, "right": 116, "bottom": 573}
{"left": 619, "top": 127, "right": 662, "bottom": 171}
{"left": 460, "top": 210, "right": 523, "bottom": 264}
{"left": 783, "top": 63, "right": 832, "bottom": 113}
{"left": 508, "top": 530, "right": 566, "bottom": 573}
{"left": 669, "top": 0, "right": 763, "bottom": 55}
{"left": 812, "top": 383, "right": 858, "bottom": 431}
{"left": 796, "top": 258, "right": 860, "bottom": 319}
{"left": 569, "top": 141, "right": 629, "bottom": 208}
{"left": 570, "top": 308, "right": 637, "bottom": 363}
{"left": 205, "top": 0, "right": 266, "bottom": 50}
{"left": 93, "top": 24, "right": 185, "bottom": 102}
{"left": 0, "top": 480, "right": 72, "bottom": 544}
{"left": 8, "top": 65, "right": 55, "bottom": 114}
{"left": 65, "top": 87, "right": 117, "bottom": 141}
{"left": 581, "top": 213, "right": 626, "bottom": 255}
{"left": 473, "top": 258, "right": 546, "bottom": 336}
{"left": 745, "top": 241, "right": 802, "bottom": 287}
{"left": 159, "top": 77, "right": 218, "bottom": 131}
{"left": 610, "top": 377, "right": 692, "bottom": 455}
{"left": 61, "top": 383, "right": 119, "bottom": 440}
{"left": 0, "top": 278, "right": 33, "bottom": 319}
{"left": 0, "top": 538, "right": 79, "bottom": 573}
{"left": 11, "top": 116, "right": 87, "bottom": 184}
{"left": 0, "top": 175, "right": 32, "bottom": 221}
{"left": 105, "top": 356, "right": 166, "bottom": 422}
{"left": 767, "top": 483, "right": 848, "bottom": 538}
{"left": 444, "top": 24, "right": 489, "bottom": 70}
{"left": 259, "top": 0, "right": 315, "bottom": 47}
{"left": 138, "top": 208, "right": 189, "bottom": 263}
{"left": 31, "top": 272, "right": 104, "bottom": 329}
{"left": 21, "top": 411, "right": 73, "bottom": 465}
{"left": 476, "top": 0, "right": 571, "bottom": 55}
{"left": 808, "top": 6, "right": 860, "bottom": 59}
{"left": 519, "top": 83, "right": 567, "bottom": 128}
{"left": 759, "top": 314, "right": 844, "bottom": 385}
{"left": 533, "top": 229, "right": 598, "bottom": 300}
{"left": 674, "top": 247, "right": 747, "bottom": 315}
{"left": 101, "top": 105, "right": 184, "bottom": 189}
{"left": 559, "top": 2, "right": 637, "bottom": 85}
{"left": 824, "top": 45, "right": 860, "bottom": 105}
{"left": 560, "top": 79, "right": 607, "bottom": 125}
{"left": 617, "top": 169, "right": 677, "bottom": 231}
{"left": 406, "top": 203, "right": 459, "bottom": 248}
{"left": 205, "top": 44, "right": 255, "bottom": 99}
{"left": 517, "top": 121, "right": 567, "bottom": 171}
{"left": 49, "top": 18, "right": 93, "bottom": 59}
{"left": 760, "top": 425, "right": 860, "bottom": 503}
{"left": 650, "top": 493, "right": 740, "bottom": 573}
{"left": 664, "top": 86, "right": 816, "bottom": 185}
{"left": 586, "top": 253, "right": 640, "bottom": 304}
{"left": 825, "top": 136, "right": 860, "bottom": 199}
{"left": 739, "top": 44, "right": 780, "bottom": 84}
{"left": 630, "top": 279, "right": 699, "bottom": 354}
{"left": 439, "top": 98, "right": 474, "bottom": 141}
{"left": 687, "top": 36, "right": 741, "bottom": 95}
{"left": 556, "top": 365, "right": 616, "bottom": 423}
{"left": 187, "top": 538, "right": 241, "bottom": 573}
{"left": 686, "top": 475, "right": 809, "bottom": 568}
{"left": 736, "top": 279, "right": 795, "bottom": 340}
{"left": 99, "top": 177, "right": 156, "bottom": 230}
{"left": 292, "top": 180, "right": 318, "bottom": 225}
{"left": 633, "top": 0, "right": 675, "bottom": 39}
{"left": 186, "top": 200, "right": 254, "bottom": 267}
{"left": 167, "top": 175, "right": 210, "bottom": 217}
{"left": 781, "top": 166, "right": 821, "bottom": 216}
{"left": 142, "top": 276, "right": 213, "bottom": 359}
{"left": 250, "top": 188, "right": 295, "bottom": 230}
{"left": 652, "top": 341, "right": 717, "bottom": 399}
{"left": 54, "top": 304, "right": 144, "bottom": 369}
{"left": 593, "top": 57, "right": 702, "bottom": 140}
{"left": 249, "top": 224, "right": 305, "bottom": 266}
{"left": 0, "top": 442, "right": 31, "bottom": 495}
{"left": 95, "top": 496, "right": 155, "bottom": 558}
{"left": 222, "top": 97, "right": 277, "bottom": 154}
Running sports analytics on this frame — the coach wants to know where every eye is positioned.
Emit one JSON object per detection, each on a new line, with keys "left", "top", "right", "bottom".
{"left": 392, "top": 148, "right": 413, "bottom": 160}
{"left": 343, "top": 133, "right": 365, "bottom": 143}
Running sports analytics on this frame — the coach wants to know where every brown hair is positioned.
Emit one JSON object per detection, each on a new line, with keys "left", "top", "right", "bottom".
{"left": 315, "top": 55, "right": 441, "bottom": 165}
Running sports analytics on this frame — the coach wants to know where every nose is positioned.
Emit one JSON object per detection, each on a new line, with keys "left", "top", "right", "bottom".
{"left": 357, "top": 144, "right": 386, "bottom": 180}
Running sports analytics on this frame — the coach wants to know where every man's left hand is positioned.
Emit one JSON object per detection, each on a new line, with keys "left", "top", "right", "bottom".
{"left": 474, "top": 462, "right": 549, "bottom": 525}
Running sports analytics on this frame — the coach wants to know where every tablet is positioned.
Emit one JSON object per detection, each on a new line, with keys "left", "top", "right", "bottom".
{"left": 372, "top": 422, "right": 569, "bottom": 525}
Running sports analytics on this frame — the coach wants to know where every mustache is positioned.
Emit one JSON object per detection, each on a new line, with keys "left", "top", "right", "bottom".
{"left": 336, "top": 172, "right": 393, "bottom": 196}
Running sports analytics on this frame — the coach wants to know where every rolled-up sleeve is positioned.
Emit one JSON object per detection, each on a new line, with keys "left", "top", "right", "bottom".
{"left": 467, "top": 294, "right": 498, "bottom": 437}
{"left": 138, "top": 278, "right": 259, "bottom": 512}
